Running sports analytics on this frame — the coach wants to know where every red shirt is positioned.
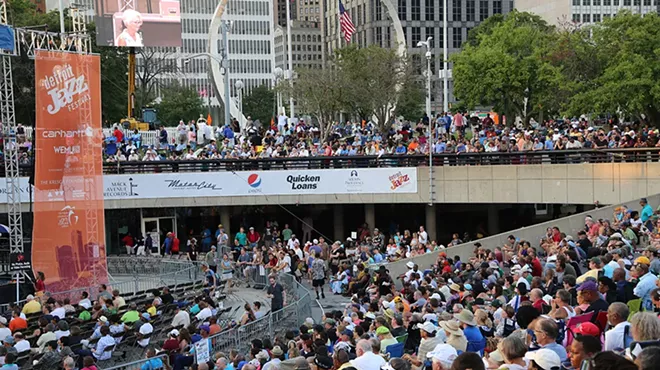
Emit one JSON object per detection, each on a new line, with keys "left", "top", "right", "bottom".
{"left": 122, "top": 235, "right": 134, "bottom": 247}
{"left": 35, "top": 279, "right": 45, "bottom": 292}
{"left": 552, "top": 231, "right": 562, "bottom": 243}
{"left": 532, "top": 299, "right": 545, "bottom": 313}
{"left": 113, "top": 129, "right": 124, "bottom": 142}
{"left": 531, "top": 258, "right": 543, "bottom": 277}
{"left": 247, "top": 232, "right": 260, "bottom": 243}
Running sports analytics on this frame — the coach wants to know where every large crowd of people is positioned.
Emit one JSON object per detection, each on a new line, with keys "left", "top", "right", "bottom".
{"left": 5, "top": 194, "right": 660, "bottom": 370}
{"left": 98, "top": 114, "right": 660, "bottom": 163}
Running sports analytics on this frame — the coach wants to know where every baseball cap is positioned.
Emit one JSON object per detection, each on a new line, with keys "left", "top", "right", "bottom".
{"left": 525, "top": 348, "right": 561, "bottom": 370}
{"left": 141, "top": 312, "right": 151, "bottom": 320}
{"left": 341, "top": 329, "right": 353, "bottom": 337}
{"left": 169, "top": 329, "right": 180, "bottom": 337}
{"left": 2, "top": 335, "right": 14, "bottom": 345}
{"left": 199, "top": 325, "right": 211, "bottom": 333}
{"left": 427, "top": 344, "right": 458, "bottom": 367}
{"left": 574, "top": 322, "right": 600, "bottom": 337}
{"left": 635, "top": 256, "right": 651, "bottom": 265}
{"left": 98, "top": 316, "right": 108, "bottom": 323}
{"left": 419, "top": 321, "right": 438, "bottom": 333}
{"left": 589, "top": 257, "right": 602, "bottom": 265}
{"left": 577, "top": 281, "right": 598, "bottom": 292}
{"left": 0, "top": 317, "right": 7, "bottom": 325}
{"left": 375, "top": 326, "right": 390, "bottom": 335}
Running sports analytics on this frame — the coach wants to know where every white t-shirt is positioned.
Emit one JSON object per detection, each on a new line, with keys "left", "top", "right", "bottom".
{"left": 282, "top": 255, "right": 292, "bottom": 273}
{"left": 418, "top": 231, "right": 428, "bottom": 245}
{"left": 350, "top": 351, "right": 387, "bottom": 370}
{"left": 0, "top": 328, "right": 11, "bottom": 342}
{"left": 51, "top": 307, "right": 66, "bottom": 319}
{"left": 196, "top": 307, "right": 212, "bottom": 322}
{"left": 14, "top": 339, "right": 30, "bottom": 353}
{"left": 287, "top": 238, "right": 299, "bottom": 250}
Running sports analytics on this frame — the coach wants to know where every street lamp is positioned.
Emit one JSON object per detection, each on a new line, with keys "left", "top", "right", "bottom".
{"left": 274, "top": 67, "right": 284, "bottom": 116}
{"left": 417, "top": 36, "right": 434, "bottom": 205}
{"left": 235, "top": 80, "right": 244, "bottom": 131}
{"left": 416, "top": 36, "right": 433, "bottom": 120}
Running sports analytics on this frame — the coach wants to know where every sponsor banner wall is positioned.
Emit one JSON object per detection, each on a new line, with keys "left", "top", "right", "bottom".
{"left": 101, "top": 167, "right": 417, "bottom": 199}
{"left": 32, "top": 51, "right": 107, "bottom": 291}
{"left": 1, "top": 168, "right": 416, "bottom": 203}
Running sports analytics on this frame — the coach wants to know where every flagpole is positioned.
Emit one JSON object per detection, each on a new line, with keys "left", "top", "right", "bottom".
{"left": 286, "top": 0, "right": 294, "bottom": 119}
{"left": 337, "top": 1, "right": 343, "bottom": 125}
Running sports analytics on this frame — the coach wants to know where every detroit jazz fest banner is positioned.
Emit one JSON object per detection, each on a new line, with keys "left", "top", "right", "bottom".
{"left": 33, "top": 50, "right": 107, "bottom": 292}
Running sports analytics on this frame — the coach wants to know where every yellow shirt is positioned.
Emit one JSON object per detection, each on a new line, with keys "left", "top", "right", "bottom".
{"left": 147, "top": 306, "right": 157, "bottom": 317}
{"left": 22, "top": 300, "right": 41, "bottom": 314}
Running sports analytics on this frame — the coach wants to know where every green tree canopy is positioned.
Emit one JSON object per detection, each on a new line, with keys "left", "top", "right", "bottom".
{"left": 451, "top": 10, "right": 562, "bottom": 124}
{"left": 242, "top": 84, "right": 275, "bottom": 125}
{"left": 156, "top": 83, "right": 204, "bottom": 126}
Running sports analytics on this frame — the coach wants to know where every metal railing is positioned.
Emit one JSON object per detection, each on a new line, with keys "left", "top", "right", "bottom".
{"left": 3, "top": 148, "right": 660, "bottom": 177}
{"left": 0, "top": 258, "right": 203, "bottom": 314}
{"left": 208, "top": 272, "right": 312, "bottom": 354}
{"left": 100, "top": 354, "right": 170, "bottom": 370}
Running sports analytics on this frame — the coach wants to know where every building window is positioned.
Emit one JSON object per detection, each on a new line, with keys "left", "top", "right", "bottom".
{"left": 603, "top": 0, "right": 611, "bottom": 5}
{"left": 583, "top": 14, "right": 591, "bottom": 22}
{"left": 412, "top": 0, "right": 421, "bottom": 20}
{"left": 593, "top": 13, "right": 601, "bottom": 22}
{"left": 623, "top": 0, "right": 631, "bottom": 5}
{"left": 453, "top": 0, "right": 462, "bottom": 21}
{"left": 583, "top": 0, "right": 590, "bottom": 4}
{"left": 425, "top": 0, "right": 434, "bottom": 21}
{"left": 452, "top": 28, "right": 462, "bottom": 48}
{"left": 572, "top": 13, "right": 580, "bottom": 22}
{"left": 479, "top": 0, "right": 488, "bottom": 21}
{"left": 593, "top": 0, "right": 600, "bottom": 4}
{"left": 398, "top": 0, "right": 406, "bottom": 21}
{"left": 425, "top": 27, "right": 434, "bottom": 40}
{"left": 466, "top": 0, "right": 475, "bottom": 21}
{"left": 603, "top": 13, "right": 611, "bottom": 19}
{"left": 573, "top": 0, "right": 580, "bottom": 4}
{"left": 493, "top": 0, "right": 502, "bottom": 14}
{"left": 412, "top": 27, "right": 421, "bottom": 45}
{"left": 644, "top": 0, "right": 651, "bottom": 5}
{"left": 634, "top": 0, "right": 640, "bottom": 5}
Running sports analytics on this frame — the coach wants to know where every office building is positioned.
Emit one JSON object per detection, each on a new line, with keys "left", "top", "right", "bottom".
{"left": 322, "top": 0, "right": 514, "bottom": 111}
{"left": 516, "top": 0, "right": 659, "bottom": 26}
{"left": 274, "top": 20, "right": 324, "bottom": 71}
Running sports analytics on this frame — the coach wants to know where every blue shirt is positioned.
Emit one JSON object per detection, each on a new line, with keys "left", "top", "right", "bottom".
{"left": 141, "top": 358, "right": 164, "bottom": 370}
{"left": 395, "top": 146, "right": 406, "bottom": 154}
{"left": 634, "top": 271, "right": 658, "bottom": 310}
{"left": 545, "top": 139, "right": 554, "bottom": 150}
{"left": 463, "top": 325, "right": 484, "bottom": 343}
{"left": 235, "top": 232, "right": 247, "bottom": 246}
{"left": 542, "top": 342, "right": 568, "bottom": 363}
{"left": 641, "top": 204, "right": 654, "bottom": 222}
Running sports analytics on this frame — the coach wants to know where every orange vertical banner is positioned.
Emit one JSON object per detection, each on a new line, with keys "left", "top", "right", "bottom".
{"left": 33, "top": 50, "right": 107, "bottom": 294}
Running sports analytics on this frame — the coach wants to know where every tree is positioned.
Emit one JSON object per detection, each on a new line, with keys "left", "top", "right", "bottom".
{"left": 336, "top": 45, "right": 416, "bottom": 131}
{"left": 135, "top": 48, "right": 179, "bottom": 110}
{"left": 242, "top": 85, "right": 275, "bottom": 125}
{"left": 394, "top": 78, "right": 425, "bottom": 121}
{"left": 156, "top": 83, "right": 204, "bottom": 126}
{"left": 561, "top": 11, "right": 660, "bottom": 124}
{"left": 451, "top": 11, "right": 562, "bottom": 124}
{"left": 285, "top": 67, "right": 346, "bottom": 142}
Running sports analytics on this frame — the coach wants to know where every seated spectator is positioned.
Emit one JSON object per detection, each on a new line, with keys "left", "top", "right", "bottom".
{"left": 604, "top": 302, "right": 631, "bottom": 352}
{"left": 32, "top": 340, "right": 62, "bottom": 369}
{"left": 533, "top": 318, "right": 567, "bottom": 362}
{"left": 12, "top": 333, "right": 30, "bottom": 354}
{"left": 120, "top": 303, "right": 140, "bottom": 324}
{"left": 137, "top": 313, "right": 153, "bottom": 347}
{"left": 8, "top": 311, "right": 26, "bottom": 333}
{"left": 527, "top": 348, "right": 561, "bottom": 370}
{"left": 496, "top": 336, "right": 527, "bottom": 370}
{"left": 78, "top": 292, "right": 92, "bottom": 310}
{"left": 35, "top": 323, "right": 56, "bottom": 353}
{"left": 172, "top": 305, "right": 190, "bottom": 328}
{"left": 112, "top": 290, "right": 126, "bottom": 308}
{"left": 0, "top": 318, "right": 10, "bottom": 341}
{"left": 54, "top": 320, "right": 70, "bottom": 340}
{"left": 568, "top": 335, "right": 602, "bottom": 370}
{"left": 21, "top": 295, "right": 41, "bottom": 315}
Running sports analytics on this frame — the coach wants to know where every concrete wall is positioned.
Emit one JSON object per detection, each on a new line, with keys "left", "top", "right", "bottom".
{"left": 515, "top": 0, "right": 570, "bottom": 26}
{"left": 3, "top": 162, "right": 660, "bottom": 212}
{"left": 379, "top": 193, "right": 660, "bottom": 284}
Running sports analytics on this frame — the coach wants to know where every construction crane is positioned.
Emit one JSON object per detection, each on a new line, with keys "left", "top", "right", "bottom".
{"left": 0, "top": 1, "right": 93, "bottom": 302}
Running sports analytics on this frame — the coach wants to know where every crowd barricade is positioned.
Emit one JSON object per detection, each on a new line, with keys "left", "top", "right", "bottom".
{"left": 101, "top": 354, "right": 169, "bottom": 370}
{"left": 208, "top": 272, "right": 312, "bottom": 354}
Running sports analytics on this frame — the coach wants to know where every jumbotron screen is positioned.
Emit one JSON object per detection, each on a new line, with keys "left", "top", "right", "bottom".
{"left": 94, "top": 0, "right": 182, "bottom": 47}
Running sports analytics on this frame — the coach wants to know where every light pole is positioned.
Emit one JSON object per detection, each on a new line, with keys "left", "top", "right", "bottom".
{"left": 417, "top": 37, "right": 433, "bottom": 119}
{"left": 417, "top": 37, "right": 434, "bottom": 205}
{"left": 285, "top": 0, "right": 294, "bottom": 119}
{"left": 274, "top": 67, "right": 284, "bottom": 115}
{"left": 235, "top": 80, "right": 244, "bottom": 130}
{"left": 442, "top": 0, "right": 449, "bottom": 113}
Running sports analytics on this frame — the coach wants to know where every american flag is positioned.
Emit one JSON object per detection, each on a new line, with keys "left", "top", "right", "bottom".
{"left": 339, "top": 0, "right": 356, "bottom": 43}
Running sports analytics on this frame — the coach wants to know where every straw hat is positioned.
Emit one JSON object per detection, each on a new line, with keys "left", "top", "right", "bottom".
{"left": 453, "top": 309, "right": 477, "bottom": 326}
{"left": 449, "top": 283, "right": 461, "bottom": 292}
{"left": 439, "top": 320, "right": 463, "bottom": 336}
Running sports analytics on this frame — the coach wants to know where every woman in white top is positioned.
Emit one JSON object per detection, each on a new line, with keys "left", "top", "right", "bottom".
{"left": 549, "top": 289, "right": 576, "bottom": 320}
{"left": 116, "top": 9, "right": 144, "bottom": 47}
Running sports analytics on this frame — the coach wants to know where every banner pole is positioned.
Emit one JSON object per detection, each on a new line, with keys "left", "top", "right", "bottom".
{"left": 15, "top": 272, "right": 19, "bottom": 305}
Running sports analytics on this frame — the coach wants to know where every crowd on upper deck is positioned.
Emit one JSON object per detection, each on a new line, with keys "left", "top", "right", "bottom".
{"left": 3, "top": 113, "right": 660, "bottom": 166}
